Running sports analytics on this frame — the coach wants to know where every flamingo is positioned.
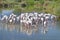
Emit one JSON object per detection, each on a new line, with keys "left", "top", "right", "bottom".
{"left": 12, "top": 17, "right": 16, "bottom": 24}
{"left": 1, "top": 15, "right": 8, "bottom": 23}
{"left": 43, "top": 21, "right": 47, "bottom": 27}
{"left": 40, "top": 13, "right": 44, "bottom": 16}
{"left": 16, "top": 15, "right": 21, "bottom": 23}
{"left": 50, "top": 15, "right": 56, "bottom": 24}
{"left": 9, "top": 19, "right": 13, "bottom": 23}
{"left": 45, "top": 16, "right": 50, "bottom": 21}
{"left": 41, "top": 17, "right": 44, "bottom": 22}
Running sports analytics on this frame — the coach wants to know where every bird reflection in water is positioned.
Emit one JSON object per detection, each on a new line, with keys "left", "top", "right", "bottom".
{"left": 41, "top": 26, "right": 48, "bottom": 34}
{"left": 0, "top": 20, "right": 56, "bottom": 35}
{"left": 7, "top": 24, "right": 15, "bottom": 32}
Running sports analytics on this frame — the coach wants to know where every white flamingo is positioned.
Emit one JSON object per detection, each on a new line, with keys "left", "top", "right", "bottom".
{"left": 43, "top": 21, "right": 47, "bottom": 27}
{"left": 16, "top": 16, "right": 21, "bottom": 23}
{"left": 8, "top": 17, "right": 12, "bottom": 23}
{"left": 45, "top": 16, "right": 49, "bottom": 21}
{"left": 8, "top": 13, "right": 16, "bottom": 24}
{"left": 1, "top": 15, "right": 8, "bottom": 23}
{"left": 41, "top": 17, "right": 44, "bottom": 22}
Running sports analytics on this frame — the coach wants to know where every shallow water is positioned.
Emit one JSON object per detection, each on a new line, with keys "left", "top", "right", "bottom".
{"left": 0, "top": 21, "right": 60, "bottom": 40}
{"left": 0, "top": 10, "right": 60, "bottom": 40}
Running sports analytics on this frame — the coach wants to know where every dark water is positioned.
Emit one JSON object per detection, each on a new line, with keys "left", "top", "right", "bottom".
{"left": 0, "top": 10, "right": 60, "bottom": 40}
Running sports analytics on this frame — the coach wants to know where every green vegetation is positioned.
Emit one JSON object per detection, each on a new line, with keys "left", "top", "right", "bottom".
{"left": 0, "top": 0, "right": 60, "bottom": 18}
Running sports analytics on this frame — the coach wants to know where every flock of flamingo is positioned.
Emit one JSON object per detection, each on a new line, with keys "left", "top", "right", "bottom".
{"left": 0, "top": 12, "right": 57, "bottom": 35}
{"left": 0, "top": 12, "right": 56, "bottom": 27}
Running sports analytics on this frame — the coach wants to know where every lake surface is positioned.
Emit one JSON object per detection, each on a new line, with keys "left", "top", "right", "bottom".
{"left": 0, "top": 10, "right": 60, "bottom": 40}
